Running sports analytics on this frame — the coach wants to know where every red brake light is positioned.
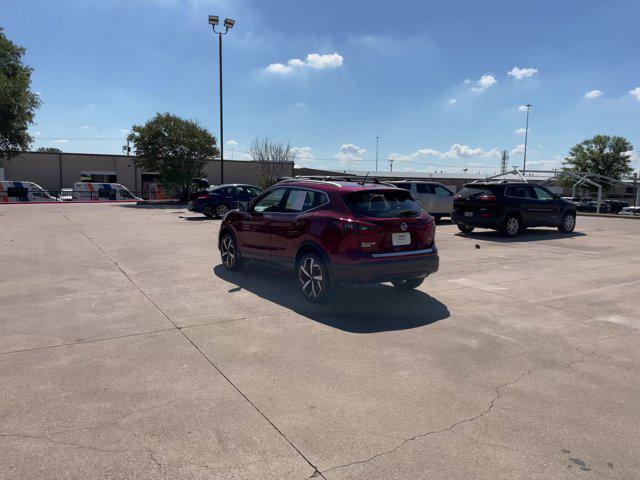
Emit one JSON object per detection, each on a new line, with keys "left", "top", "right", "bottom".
{"left": 337, "top": 220, "right": 377, "bottom": 234}
{"left": 197, "top": 194, "right": 209, "bottom": 199}
{"left": 479, "top": 195, "right": 497, "bottom": 201}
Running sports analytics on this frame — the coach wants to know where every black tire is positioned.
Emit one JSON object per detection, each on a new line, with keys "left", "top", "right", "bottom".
{"left": 204, "top": 212, "right": 215, "bottom": 219}
{"left": 391, "top": 278, "right": 425, "bottom": 290}
{"left": 501, "top": 214, "right": 521, "bottom": 237}
{"left": 457, "top": 224, "right": 475, "bottom": 234}
{"left": 297, "top": 253, "right": 332, "bottom": 303}
{"left": 220, "top": 232, "right": 244, "bottom": 270}
{"left": 558, "top": 212, "right": 576, "bottom": 233}
{"left": 215, "top": 204, "right": 229, "bottom": 219}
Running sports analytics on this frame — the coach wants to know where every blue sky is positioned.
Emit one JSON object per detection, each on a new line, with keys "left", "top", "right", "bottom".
{"left": 3, "top": 0, "right": 640, "bottom": 174}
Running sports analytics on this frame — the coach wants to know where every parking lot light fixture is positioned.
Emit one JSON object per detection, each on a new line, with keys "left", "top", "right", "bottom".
{"left": 209, "top": 15, "right": 236, "bottom": 184}
{"left": 522, "top": 103, "right": 532, "bottom": 175}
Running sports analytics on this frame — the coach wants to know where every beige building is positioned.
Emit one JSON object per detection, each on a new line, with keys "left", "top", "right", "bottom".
{"left": 0, "top": 152, "right": 293, "bottom": 194}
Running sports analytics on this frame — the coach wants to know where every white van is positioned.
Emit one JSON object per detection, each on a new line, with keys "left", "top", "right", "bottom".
{"left": 72, "top": 182, "right": 142, "bottom": 202}
{"left": 0, "top": 181, "right": 60, "bottom": 203}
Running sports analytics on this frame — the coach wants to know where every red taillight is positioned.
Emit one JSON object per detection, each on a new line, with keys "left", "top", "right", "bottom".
{"left": 197, "top": 195, "right": 209, "bottom": 199}
{"left": 479, "top": 195, "right": 497, "bottom": 201}
{"left": 336, "top": 219, "right": 377, "bottom": 234}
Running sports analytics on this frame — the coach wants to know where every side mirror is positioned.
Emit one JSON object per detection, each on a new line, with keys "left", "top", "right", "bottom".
{"left": 236, "top": 201, "right": 248, "bottom": 211}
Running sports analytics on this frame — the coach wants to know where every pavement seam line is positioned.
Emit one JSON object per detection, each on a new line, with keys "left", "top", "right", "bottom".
{"left": 62, "top": 214, "right": 325, "bottom": 480}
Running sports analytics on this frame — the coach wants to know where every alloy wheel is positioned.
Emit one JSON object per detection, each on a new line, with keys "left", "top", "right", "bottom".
{"left": 216, "top": 204, "right": 229, "bottom": 217}
{"left": 506, "top": 217, "right": 520, "bottom": 236}
{"left": 221, "top": 235, "right": 236, "bottom": 268}
{"left": 564, "top": 214, "right": 575, "bottom": 231}
{"left": 298, "top": 256, "right": 324, "bottom": 299}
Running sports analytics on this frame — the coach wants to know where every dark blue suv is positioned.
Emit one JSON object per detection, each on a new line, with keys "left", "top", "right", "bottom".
{"left": 189, "top": 184, "right": 262, "bottom": 218}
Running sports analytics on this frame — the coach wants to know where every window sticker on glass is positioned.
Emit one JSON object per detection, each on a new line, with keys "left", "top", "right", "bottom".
{"left": 286, "top": 190, "right": 308, "bottom": 211}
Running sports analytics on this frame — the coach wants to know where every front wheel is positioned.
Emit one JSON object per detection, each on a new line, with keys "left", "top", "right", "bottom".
{"left": 558, "top": 212, "right": 576, "bottom": 233}
{"left": 220, "top": 233, "right": 244, "bottom": 270}
{"left": 215, "top": 204, "right": 229, "bottom": 219}
{"left": 391, "top": 278, "right": 425, "bottom": 290}
{"left": 297, "top": 253, "right": 331, "bottom": 303}
{"left": 457, "top": 224, "right": 475, "bottom": 234}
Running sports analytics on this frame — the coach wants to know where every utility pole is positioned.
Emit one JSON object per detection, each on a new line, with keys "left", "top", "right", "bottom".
{"left": 375, "top": 136, "right": 379, "bottom": 172}
{"left": 389, "top": 156, "right": 394, "bottom": 172}
{"left": 500, "top": 149, "right": 509, "bottom": 174}
{"left": 522, "top": 103, "right": 532, "bottom": 175}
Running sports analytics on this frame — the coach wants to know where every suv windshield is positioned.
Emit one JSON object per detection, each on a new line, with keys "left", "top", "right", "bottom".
{"left": 343, "top": 190, "right": 422, "bottom": 218}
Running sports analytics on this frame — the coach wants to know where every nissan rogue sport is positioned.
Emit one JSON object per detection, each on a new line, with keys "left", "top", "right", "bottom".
{"left": 218, "top": 178, "right": 439, "bottom": 302}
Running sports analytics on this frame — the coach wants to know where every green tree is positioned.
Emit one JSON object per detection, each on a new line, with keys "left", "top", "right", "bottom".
{"left": 0, "top": 28, "right": 41, "bottom": 157}
{"left": 128, "top": 113, "right": 219, "bottom": 200}
{"left": 563, "top": 135, "right": 634, "bottom": 179}
{"left": 36, "top": 146, "right": 62, "bottom": 153}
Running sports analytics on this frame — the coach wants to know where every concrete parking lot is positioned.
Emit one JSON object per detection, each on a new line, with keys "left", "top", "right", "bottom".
{"left": 1, "top": 203, "right": 639, "bottom": 479}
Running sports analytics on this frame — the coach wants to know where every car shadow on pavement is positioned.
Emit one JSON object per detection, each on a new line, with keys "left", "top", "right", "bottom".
{"left": 455, "top": 228, "right": 586, "bottom": 243}
{"left": 214, "top": 264, "right": 450, "bottom": 333}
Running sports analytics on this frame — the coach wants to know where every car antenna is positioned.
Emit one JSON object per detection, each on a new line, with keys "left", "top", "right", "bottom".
{"left": 361, "top": 172, "right": 369, "bottom": 185}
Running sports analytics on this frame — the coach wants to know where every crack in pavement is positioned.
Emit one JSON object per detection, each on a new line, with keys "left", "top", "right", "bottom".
{"left": 319, "top": 328, "right": 633, "bottom": 476}
{"left": 63, "top": 214, "right": 324, "bottom": 480}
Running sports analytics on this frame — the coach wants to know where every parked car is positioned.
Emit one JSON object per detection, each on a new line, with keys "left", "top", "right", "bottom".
{"left": 0, "top": 181, "right": 61, "bottom": 203}
{"left": 451, "top": 181, "right": 577, "bottom": 237}
{"left": 189, "top": 184, "right": 262, "bottom": 218}
{"left": 602, "top": 200, "right": 629, "bottom": 214}
{"left": 390, "top": 181, "right": 454, "bottom": 220}
{"left": 72, "top": 182, "right": 141, "bottom": 201}
{"left": 218, "top": 178, "right": 439, "bottom": 302}
{"left": 619, "top": 206, "right": 640, "bottom": 216}
{"left": 576, "top": 200, "right": 611, "bottom": 213}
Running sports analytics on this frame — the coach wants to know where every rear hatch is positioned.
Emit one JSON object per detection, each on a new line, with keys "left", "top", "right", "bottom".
{"left": 453, "top": 185, "right": 501, "bottom": 219}
{"left": 341, "top": 189, "right": 435, "bottom": 255}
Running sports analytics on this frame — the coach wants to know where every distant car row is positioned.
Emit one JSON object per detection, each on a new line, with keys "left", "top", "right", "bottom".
{"left": 0, "top": 181, "right": 141, "bottom": 203}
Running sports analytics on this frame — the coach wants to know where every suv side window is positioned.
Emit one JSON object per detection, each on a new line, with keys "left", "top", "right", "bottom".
{"left": 253, "top": 188, "right": 287, "bottom": 213}
{"left": 434, "top": 185, "right": 452, "bottom": 196}
{"left": 505, "top": 186, "right": 531, "bottom": 198}
{"left": 416, "top": 183, "right": 433, "bottom": 194}
{"left": 533, "top": 186, "right": 554, "bottom": 201}
{"left": 282, "top": 188, "right": 328, "bottom": 213}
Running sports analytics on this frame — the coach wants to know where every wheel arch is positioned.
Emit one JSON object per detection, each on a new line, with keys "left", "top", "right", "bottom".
{"left": 218, "top": 226, "right": 236, "bottom": 250}
{"left": 294, "top": 241, "right": 330, "bottom": 268}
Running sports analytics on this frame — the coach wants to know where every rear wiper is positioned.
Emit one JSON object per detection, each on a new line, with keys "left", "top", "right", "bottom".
{"left": 397, "top": 210, "right": 419, "bottom": 217}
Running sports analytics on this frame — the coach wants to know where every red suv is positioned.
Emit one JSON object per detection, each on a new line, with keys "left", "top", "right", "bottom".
{"left": 218, "top": 178, "right": 439, "bottom": 302}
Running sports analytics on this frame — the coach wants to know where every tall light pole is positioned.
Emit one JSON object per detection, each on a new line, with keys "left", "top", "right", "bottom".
{"left": 522, "top": 103, "right": 532, "bottom": 175}
{"left": 375, "top": 136, "right": 379, "bottom": 171}
{"left": 208, "top": 15, "right": 235, "bottom": 184}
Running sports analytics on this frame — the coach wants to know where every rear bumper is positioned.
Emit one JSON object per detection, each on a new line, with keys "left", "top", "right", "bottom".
{"left": 451, "top": 210, "right": 503, "bottom": 229}
{"left": 188, "top": 202, "right": 210, "bottom": 214}
{"left": 331, "top": 249, "right": 439, "bottom": 283}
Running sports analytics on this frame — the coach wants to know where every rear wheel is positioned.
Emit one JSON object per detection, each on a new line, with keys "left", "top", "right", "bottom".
{"left": 558, "top": 212, "right": 576, "bottom": 233}
{"left": 215, "top": 204, "right": 229, "bottom": 219}
{"left": 297, "top": 253, "right": 331, "bottom": 303}
{"left": 391, "top": 278, "right": 424, "bottom": 290}
{"left": 457, "top": 224, "right": 475, "bottom": 234}
{"left": 220, "top": 233, "right": 244, "bottom": 270}
{"left": 502, "top": 214, "right": 521, "bottom": 237}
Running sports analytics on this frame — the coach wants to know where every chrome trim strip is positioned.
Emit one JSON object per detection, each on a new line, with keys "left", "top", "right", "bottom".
{"left": 371, "top": 248, "right": 434, "bottom": 258}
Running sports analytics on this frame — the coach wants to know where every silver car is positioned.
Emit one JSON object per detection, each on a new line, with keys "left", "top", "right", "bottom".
{"left": 391, "top": 181, "right": 455, "bottom": 219}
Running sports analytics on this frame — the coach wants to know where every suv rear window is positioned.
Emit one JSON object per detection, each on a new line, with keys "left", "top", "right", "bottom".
{"left": 343, "top": 190, "right": 422, "bottom": 218}
{"left": 456, "top": 187, "right": 496, "bottom": 199}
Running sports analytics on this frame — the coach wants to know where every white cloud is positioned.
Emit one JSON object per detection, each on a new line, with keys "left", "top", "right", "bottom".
{"left": 226, "top": 140, "right": 238, "bottom": 147}
{"left": 623, "top": 150, "right": 640, "bottom": 163}
{"left": 53, "top": 139, "right": 69, "bottom": 143}
{"left": 119, "top": 129, "right": 130, "bottom": 134}
{"left": 391, "top": 144, "right": 501, "bottom": 161}
{"left": 35, "top": 131, "right": 41, "bottom": 136}
{"left": 518, "top": 105, "right": 529, "bottom": 112}
{"left": 335, "top": 143, "right": 366, "bottom": 162}
{"left": 629, "top": 87, "right": 640, "bottom": 101}
{"left": 265, "top": 52, "right": 343, "bottom": 75}
{"left": 584, "top": 89, "right": 603, "bottom": 99}
{"left": 291, "top": 146, "right": 314, "bottom": 160}
{"left": 512, "top": 144, "right": 526, "bottom": 155}
{"left": 507, "top": 67, "right": 539, "bottom": 80}
{"left": 294, "top": 102, "right": 307, "bottom": 108}
{"left": 81, "top": 125, "right": 92, "bottom": 130}
{"left": 514, "top": 128, "right": 527, "bottom": 135}
{"left": 448, "top": 98, "right": 457, "bottom": 104}
{"left": 471, "top": 74, "right": 497, "bottom": 93}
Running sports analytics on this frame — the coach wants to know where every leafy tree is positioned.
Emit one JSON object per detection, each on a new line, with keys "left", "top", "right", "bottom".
{"left": 0, "top": 28, "right": 41, "bottom": 157}
{"left": 249, "top": 136, "right": 294, "bottom": 187}
{"left": 563, "top": 135, "right": 634, "bottom": 179}
{"left": 128, "top": 113, "right": 219, "bottom": 200}
{"left": 36, "top": 146, "right": 62, "bottom": 153}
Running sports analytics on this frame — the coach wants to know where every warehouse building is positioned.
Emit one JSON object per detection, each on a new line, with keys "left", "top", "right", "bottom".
{"left": 0, "top": 151, "right": 293, "bottom": 196}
